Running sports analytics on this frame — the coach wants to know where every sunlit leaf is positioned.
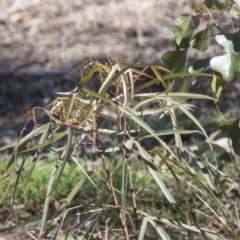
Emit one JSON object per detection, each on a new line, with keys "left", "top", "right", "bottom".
{"left": 210, "top": 32, "right": 240, "bottom": 81}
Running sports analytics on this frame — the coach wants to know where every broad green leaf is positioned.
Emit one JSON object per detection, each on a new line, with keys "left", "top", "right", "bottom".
{"left": 188, "top": 58, "right": 210, "bottom": 73}
{"left": 192, "top": 27, "right": 210, "bottom": 52}
{"left": 210, "top": 32, "right": 240, "bottom": 81}
{"left": 188, "top": 58, "right": 211, "bottom": 86}
{"left": 172, "top": 14, "right": 199, "bottom": 47}
{"left": 161, "top": 50, "right": 188, "bottom": 73}
{"left": 217, "top": 118, "right": 240, "bottom": 130}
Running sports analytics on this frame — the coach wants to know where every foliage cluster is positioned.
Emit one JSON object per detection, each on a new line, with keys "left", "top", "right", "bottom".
{"left": 1, "top": 1, "right": 240, "bottom": 239}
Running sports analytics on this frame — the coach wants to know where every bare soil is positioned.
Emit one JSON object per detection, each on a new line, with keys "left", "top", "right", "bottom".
{"left": 0, "top": 0, "right": 204, "bottom": 142}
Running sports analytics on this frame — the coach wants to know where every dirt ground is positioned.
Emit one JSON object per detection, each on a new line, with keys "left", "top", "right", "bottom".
{"left": 0, "top": 0, "right": 239, "bottom": 239}
{"left": 0, "top": 0, "right": 205, "bottom": 143}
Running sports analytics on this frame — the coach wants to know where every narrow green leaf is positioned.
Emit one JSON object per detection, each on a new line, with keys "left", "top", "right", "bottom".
{"left": 211, "top": 73, "right": 226, "bottom": 102}
{"left": 148, "top": 218, "right": 171, "bottom": 240}
{"left": 40, "top": 160, "right": 60, "bottom": 236}
{"left": 119, "top": 103, "right": 177, "bottom": 159}
{"left": 133, "top": 140, "right": 157, "bottom": 170}
{"left": 98, "top": 64, "right": 133, "bottom": 95}
{"left": 49, "top": 128, "right": 72, "bottom": 195}
{"left": 60, "top": 176, "right": 87, "bottom": 210}
{"left": 138, "top": 217, "right": 148, "bottom": 240}
{"left": 71, "top": 154, "right": 100, "bottom": 191}
{"left": 147, "top": 166, "right": 176, "bottom": 204}
{"left": 66, "top": 92, "right": 77, "bottom": 121}
{"left": 121, "top": 158, "right": 128, "bottom": 221}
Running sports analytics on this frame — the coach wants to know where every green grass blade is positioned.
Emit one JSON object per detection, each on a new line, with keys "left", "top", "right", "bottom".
{"left": 147, "top": 166, "right": 176, "bottom": 204}
{"left": 119, "top": 103, "right": 177, "bottom": 159}
{"left": 71, "top": 153, "right": 100, "bottom": 191}
{"left": 60, "top": 175, "right": 88, "bottom": 210}
{"left": 138, "top": 217, "right": 148, "bottom": 240}
{"left": 148, "top": 218, "right": 171, "bottom": 240}
{"left": 19, "top": 128, "right": 69, "bottom": 153}
{"left": 40, "top": 160, "right": 60, "bottom": 236}
{"left": 121, "top": 158, "right": 129, "bottom": 221}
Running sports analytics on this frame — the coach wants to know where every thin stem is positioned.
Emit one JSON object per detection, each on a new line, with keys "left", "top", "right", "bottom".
{"left": 96, "top": 139, "right": 129, "bottom": 239}
{"left": 127, "top": 164, "right": 140, "bottom": 233}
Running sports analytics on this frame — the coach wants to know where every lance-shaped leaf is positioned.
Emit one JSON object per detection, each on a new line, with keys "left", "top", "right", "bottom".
{"left": 211, "top": 73, "right": 226, "bottom": 103}
{"left": 172, "top": 14, "right": 199, "bottom": 48}
{"left": 210, "top": 31, "right": 240, "bottom": 81}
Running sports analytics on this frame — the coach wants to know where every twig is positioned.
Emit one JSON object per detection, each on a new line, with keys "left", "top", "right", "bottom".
{"left": 96, "top": 138, "right": 129, "bottom": 239}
